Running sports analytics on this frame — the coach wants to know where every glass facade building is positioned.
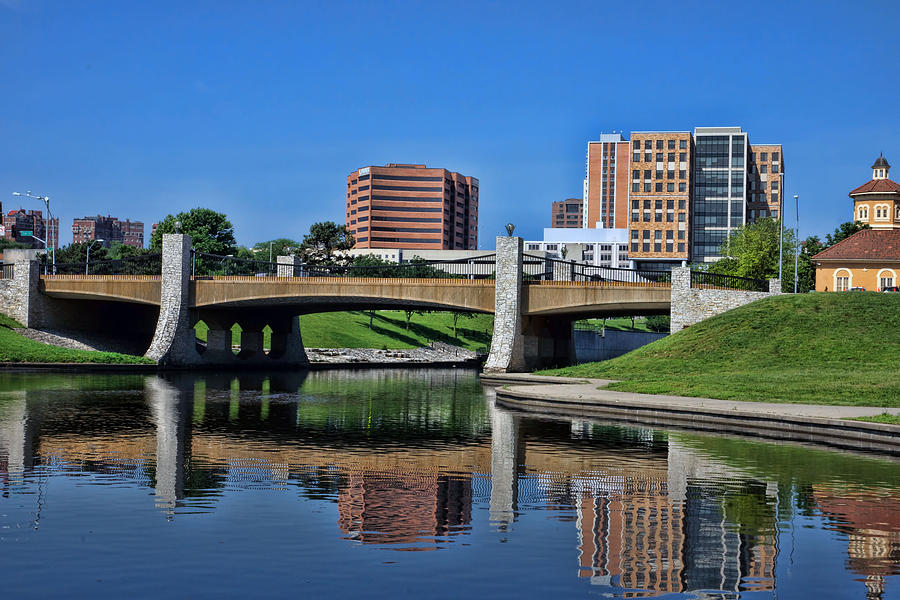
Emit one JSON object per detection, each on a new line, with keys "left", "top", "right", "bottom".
{"left": 691, "top": 127, "right": 748, "bottom": 263}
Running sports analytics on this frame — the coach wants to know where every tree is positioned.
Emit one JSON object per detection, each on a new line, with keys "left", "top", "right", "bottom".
{"left": 708, "top": 217, "right": 798, "bottom": 287}
{"left": 252, "top": 238, "right": 301, "bottom": 261}
{"left": 150, "top": 208, "right": 237, "bottom": 255}
{"left": 106, "top": 241, "right": 152, "bottom": 260}
{"left": 298, "top": 221, "right": 354, "bottom": 265}
{"left": 645, "top": 315, "right": 670, "bottom": 333}
{"left": 797, "top": 235, "right": 824, "bottom": 293}
{"left": 825, "top": 221, "right": 869, "bottom": 247}
{"left": 451, "top": 311, "right": 476, "bottom": 338}
{"left": 55, "top": 242, "right": 109, "bottom": 264}
{"left": 0, "top": 238, "right": 29, "bottom": 251}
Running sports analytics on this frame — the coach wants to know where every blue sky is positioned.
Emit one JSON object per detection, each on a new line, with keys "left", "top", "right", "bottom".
{"left": 1, "top": 0, "right": 898, "bottom": 248}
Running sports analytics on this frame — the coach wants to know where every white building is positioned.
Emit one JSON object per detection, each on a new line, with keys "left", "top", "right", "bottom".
{"left": 525, "top": 228, "right": 632, "bottom": 269}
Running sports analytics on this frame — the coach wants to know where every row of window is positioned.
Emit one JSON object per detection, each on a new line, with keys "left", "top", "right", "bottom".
{"left": 634, "top": 139, "right": 688, "bottom": 150}
{"left": 857, "top": 204, "right": 900, "bottom": 220}
{"left": 834, "top": 269, "right": 895, "bottom": 292}
{"left": 631, "top": 210, "right": 686, "bottom": 223}
{"left": 633, "top": 169, "right": 687, "bottom": 180}
{"left": 632, "top": 182, "right": 688, "bottom": 193}
{"left": 631, "top": 242, "right": 686, "bottom": 254}
{"left": 371, "top": 184, "right": 443, "bottom": 192}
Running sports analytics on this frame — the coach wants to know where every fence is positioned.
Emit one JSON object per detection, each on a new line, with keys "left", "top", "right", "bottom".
{"left": 690, "top": 270, "right": 768, "bottom": 292}
{"left": 51, "top": 253, "right": 163, "bottom": 276}
{"left": 529, "top": 258, "right": 672, "bottom": 287}
{"left": 1, "top": 264, "right": 13, "bottom": 280}
{"left": 192, "top": 252, "right": 278, "bottom": 277}
{"left": 192, "top": 253, "right": 498, "bottom": 279}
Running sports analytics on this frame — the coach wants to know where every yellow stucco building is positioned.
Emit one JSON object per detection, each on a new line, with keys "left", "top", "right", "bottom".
{"left": 814, "top": 156, "right": 900, "bottom": 291}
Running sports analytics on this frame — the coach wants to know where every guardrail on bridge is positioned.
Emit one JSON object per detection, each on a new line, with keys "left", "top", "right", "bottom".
{"left": 689, "top": 270, "right": 768, "bottom": 292}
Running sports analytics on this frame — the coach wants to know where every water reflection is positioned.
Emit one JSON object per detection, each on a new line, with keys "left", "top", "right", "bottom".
{"left": 0, "top": 370, "right": 898, "bottom": 598}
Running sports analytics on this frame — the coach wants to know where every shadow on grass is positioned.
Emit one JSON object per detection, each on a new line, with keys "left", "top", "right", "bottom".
{"left": 367, "top": 323, "right": 421, "bottom": 347}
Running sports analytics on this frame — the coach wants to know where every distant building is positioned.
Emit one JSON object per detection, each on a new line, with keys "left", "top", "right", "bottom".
{"left": 813, "top": 156, "right": 900, "bottom": 291}
{"left": 583, "top": 134, "right": 631, "bottom": 229}
{"left": 72, "top": 215, "right": 145, "bottom": 248}
{"left": 551, "top": 198, "right": 584, "bottom": 228}
{"left": 525, "top": 228, "right": 631, "bottom": 269}
{"left": 2, "top": 208, "right": 59, "bottom": 249}
{"left": 346, "top": 164, "right": 478, "bottom": 251}
{"left": 581, "top": 126, "right": 784, "bottom": 269}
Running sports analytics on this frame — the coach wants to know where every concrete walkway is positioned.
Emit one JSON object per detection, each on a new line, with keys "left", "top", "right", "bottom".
{"left": 481, "top": 373, "right": 900, "bottom": 454}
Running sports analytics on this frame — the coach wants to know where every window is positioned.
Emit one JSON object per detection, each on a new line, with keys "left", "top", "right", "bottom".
{"left": 656, "top": 152, "right": 663, "bottom": 162}
{"left": 761, "top": 152, "right": 768, "bottom": 161}
{"left": 654, "top": 243, "right": 662, "bottom": 252}
{"left": 656, "top": 140, "right": 663, "bottom": 150}
{"left": 656, "top": 170, "right": 663, "bottom": 179}
{"left": 678, "top": 199, "right": 686, "bottom": 209}
{"left": 644, "top": 169, "right": 652, "bottom": 178}
{"left": 643, "top": 230, "right": 650, "bottom": 239}
{"left": 678, "top": 243, "right": 685, "bottom": 252}
{"left": 632, "top": 170, "right": 639, "bottom": 179}
{"left": 678, "top": 212, "right": 685, "bottom": 222}
{"left": 679, "top": 170, "right": 686, "bottom": 179}
{"left": 771, "top": 181, "right": 779, "bottom": 190}
{"left": 667, "top": 140, "right": 675, "bottom": 150}
{"left": 773, "top": 152, "right": 780, "bottom": 161}
{"left": 644, "top": 140, "right": 652, "bottom": 150}
{"left": 679, "top": 139, "right": 687, "bottom": 149}
{"left": 631, "top": 242, "right": 638, "bottom": 252}
{"left": 668, "top": 152, "right": 675, "bottom": 161}
{"left": 643, "top": 210, "right": 651, "bottom": 221}
{"left": 654, "top": 230, "right": 662, "bottom": 240}
{"left": 644, "top": 183, "right": 651, "bottom": 192}
{"left": 666, "top": 231, "right": 674, "bottom": 240}
{"left": 631, "top": 230, "right": 639, "bottom": 239}
{"left": 771, "top": 192, "right": 778, "bottom": 203}
{"left": 667, "top": 211, "right": 674, "bottom": 222}
{"left": 835, "top": 271, "right": 850, "bottom": 291}
{"left": 879, "top": 270, "right": 895, "bottom": 290}
{"left": 678, "top": 230, "right": 685, "bottom": 240}
{"left": 632, "top": 183, "right": 639, "bottom": 192}
{"left": 679, "top": 152, "right": 686, "bottom": 161}
{"left": 667, "top": 170, "right": 675, "bottom": 179}
{"left": 644, "top": 200, "right": 651, "bottom": 209}
{"left": 645, "top": 151, "right": 652, "bottom": 162}
{"left": 667, "top": 183, "right": 675, "bottom": 192}
{"left": 633, "top": 140, "right": 640, "bottom": 150}
{"left": 772, "top": 164, "right": 779, "bottom": 174}
{"left": 761, "top": 164, "right": 767, "bottom": 174}
{"left": 655, "top": 183, "right": 663, "bottom": 192}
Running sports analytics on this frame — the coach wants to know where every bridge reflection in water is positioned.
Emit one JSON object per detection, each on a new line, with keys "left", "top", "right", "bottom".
{"left": 0, "top": 370, "right": 898, "bottom": 598}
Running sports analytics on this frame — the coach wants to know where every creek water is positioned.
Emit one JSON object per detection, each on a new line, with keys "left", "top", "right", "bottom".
{"left": 0, "top": 368, "right": 897, "bottom": 599}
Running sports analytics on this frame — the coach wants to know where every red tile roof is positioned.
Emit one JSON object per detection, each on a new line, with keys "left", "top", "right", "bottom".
{"left": 813, "top": 229, "right": 900, "bottom": 261}
{"left": 848, "top": 178, "right": 900, "bottom": 195}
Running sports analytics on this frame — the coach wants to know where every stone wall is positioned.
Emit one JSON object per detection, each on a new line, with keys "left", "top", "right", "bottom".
{"left": 670, "top": 267, "right": 781, "bottom": 333}
{"left": 574, "top": 329, "right": 668, "bottom": 362}
{"left": 484, "top": 236, "right": 526, "bottom": 373}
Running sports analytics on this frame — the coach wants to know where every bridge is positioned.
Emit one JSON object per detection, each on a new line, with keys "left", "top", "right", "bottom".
{"left": 0, "top": 235, "right": 779, "bottom": 371}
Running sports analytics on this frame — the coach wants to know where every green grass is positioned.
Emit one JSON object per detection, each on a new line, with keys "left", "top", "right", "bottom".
{"left": 849, "top": 413, "right": 900, "bottom": 425}
{"left": 541, "top": 293, "right": 900, "bottom": 406}
{"left": 195, "top": 310, "right": 494, "bottom": 351}
{"left": 0, "top": 314, "right": 153, "bottom": 364}
{"left": 575, "top": 317, "right": 655, "bottom": 333}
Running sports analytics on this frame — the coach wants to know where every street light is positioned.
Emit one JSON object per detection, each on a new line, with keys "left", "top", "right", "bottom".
{"left": 86, "top": 239, "right": 104, "bottom": 275}
{"left": 794, "top": 194, "right": 800, "bottom": 294}
{"left": 12, "top": 191, "right": 55, "bottom": 272}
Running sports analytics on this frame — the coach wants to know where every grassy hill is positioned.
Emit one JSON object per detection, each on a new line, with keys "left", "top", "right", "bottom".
{"left": 196, "top": 310, "right": 494, "bottom": 352}
{"left": 541, "top": 293, "right": 900, "bottom": 407}
{"left": 0, "top": 314, "right": 153, "bottom": 364}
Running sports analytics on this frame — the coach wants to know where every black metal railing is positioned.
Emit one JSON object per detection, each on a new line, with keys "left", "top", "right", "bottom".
{"left": 192, "top": 252, "right": 498, "bottom": 279}
{"left": 1, "top": 264, "right": 14, "bottom": 280}
{"left": 690, "top": 270, "right": 768, "bottom": 292}
{"left": 192, "top": 252, "right": 278, "bottom": 277}
{"left": 52, "top": 253, "right": 163, "bottom": 276}
{"left": 527, "top": 258, "right": 671, "bottom": 286}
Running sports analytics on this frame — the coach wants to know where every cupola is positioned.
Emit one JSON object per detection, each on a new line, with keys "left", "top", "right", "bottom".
{"left": 872, "top": 154, "right": 890, "bottom": 180}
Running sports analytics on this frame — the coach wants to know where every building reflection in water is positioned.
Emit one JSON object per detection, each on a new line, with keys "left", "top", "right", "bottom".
{"left": 0, "top": 370, "right": 897, "bottom": 596}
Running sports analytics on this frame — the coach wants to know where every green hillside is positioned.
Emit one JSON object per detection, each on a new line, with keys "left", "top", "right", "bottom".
{"left": 196, "top": 310, "right": 494, "bottom": 352}
{"left": 0, "top": 314, "right": 153, "bottom": 364}
{"left": 542, "top": 293, "right": 900, "bottom": 406}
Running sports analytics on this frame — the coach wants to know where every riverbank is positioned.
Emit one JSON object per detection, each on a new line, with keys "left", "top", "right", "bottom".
{"left": 483, "top": 373, "right": 900, "bottom": 455}
{"left": 540, "top": 293, "right": 900, "bottom": 407}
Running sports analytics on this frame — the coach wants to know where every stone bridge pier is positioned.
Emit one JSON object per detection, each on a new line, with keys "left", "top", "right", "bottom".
{"left": 145, "top": 234, "right": 309, "bottom": 368}
{"left": 484, "top": 236, "right": 575, "bottom": 373}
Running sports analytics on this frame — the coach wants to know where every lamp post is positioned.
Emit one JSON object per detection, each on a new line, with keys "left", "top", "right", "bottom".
{"left": 12, "top": 191, "right": 55, "bottom": 273}
{"left": 86, "top": 239, "right": 104, "bottom": 275}
{"left": 778, "top": 194, "right": 783, "bottom": 287}
{"left": 794, "top": 194, "right": 799, "bottom": 294}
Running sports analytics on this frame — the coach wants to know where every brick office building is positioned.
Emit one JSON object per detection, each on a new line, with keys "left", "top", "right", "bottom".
{"left": 580, "top": 126, "right": 784, "bottom": 269}
{"left": 72, "top": 215, "right": 145, "bottom": 248}
{"left": 346, "top": 164, "right": 478, "bottom": 250}
{"left": 551, "top": 198, "right": 583, "bottom": 228}
{"left": 2, "top": 208, "right": 59, "bottom": 249}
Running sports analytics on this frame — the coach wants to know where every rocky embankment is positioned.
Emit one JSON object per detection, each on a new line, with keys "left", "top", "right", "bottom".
{"left": 16, "top": 328, "right": 480, "bottom": 365}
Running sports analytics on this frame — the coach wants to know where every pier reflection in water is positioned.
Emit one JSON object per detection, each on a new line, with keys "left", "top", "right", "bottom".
{"left": 0, "top": 369, "right": 898, "bottom": 599}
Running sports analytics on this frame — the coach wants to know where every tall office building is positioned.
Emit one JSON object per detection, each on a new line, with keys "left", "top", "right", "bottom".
{"left": 627, "top": 131, "right": 693, "bottom": 269}
{"left": 551, "top": 198, "right": 583, "bottom": 228}
{"left": 580, "top": 126, "right": 783, "bottom": 268}
{"left": 583, "top": 134, "right": 630, "bottom": 229}
{"left": 346, "top": 164, "right": 478, "bottom": 250}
